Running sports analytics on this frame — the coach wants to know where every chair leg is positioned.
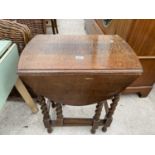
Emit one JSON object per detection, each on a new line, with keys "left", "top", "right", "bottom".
{"left": 38, "top": 96, "right": 53, "bottom": 133}
{"left": 56, "top": 103, "right": 63, "bottom": 125}
{"left": 102, "top": 94, "right": 120, "bottom": 132}
{"left": 91, "top": 102, "right": 104, "bottom": 134}
{"left": 54, "top": 19, "right": 58, "bottom": 34}
{"left": 51, "top": 19, "right": 55, "bottom": 34}
{"left": 15, "top": 77, "right": 38, "bottom": 113}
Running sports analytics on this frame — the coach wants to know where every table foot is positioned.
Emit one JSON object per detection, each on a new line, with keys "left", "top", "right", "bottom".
{"left": 102, "top": 127, "right": 107, "bottom": 132}
{"left": 102, "top": 94, "right": 120, "bottom": 132}
{"left": 38, "top": 96, "right": 53, "bottom": 133}
{"left": 91, "top": 102, "right": 104, "bottom": 134}
{"left": 90, "top": 128, "right": 96, "bottom": 134}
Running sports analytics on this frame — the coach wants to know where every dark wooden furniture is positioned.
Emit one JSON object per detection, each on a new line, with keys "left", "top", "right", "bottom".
{"left": 18, "top": 35, "right": 142, "bottom": 133}
{"left": 51, "top": 19, "right": 58, "bottom": 34}
{"left": 85, "top": 19, "right": 155, "bottom": 97}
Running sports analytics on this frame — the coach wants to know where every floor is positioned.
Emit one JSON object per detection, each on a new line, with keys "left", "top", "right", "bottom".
{"left": 0, "top": 20, "right": 155, "bottom": 135}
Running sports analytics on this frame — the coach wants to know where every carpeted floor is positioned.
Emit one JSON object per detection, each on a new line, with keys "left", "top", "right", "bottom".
{"left": 0, "top": 20, "right": 155, "bottom": 135}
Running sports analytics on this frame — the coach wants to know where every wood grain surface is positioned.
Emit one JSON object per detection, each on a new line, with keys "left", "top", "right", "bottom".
{"left": 18, "top": 35, "right": 142, "bottom": 105}
{"left": 85, "top": 20, "right": 155, "bottom": 97}
{"left": 18, "top": 35, "right": 142, "bottom": 74}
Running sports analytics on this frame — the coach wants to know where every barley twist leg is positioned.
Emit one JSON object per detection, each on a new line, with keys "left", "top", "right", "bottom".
{"left": 38, "top": 96, "right": 53, "bottom": 133}
{"left": 91, "top": 102, "right": 104, "bottom": 134}
{"left": 56, "top": 103, "right": 63, "bottom": 125}
{"left": 102, "top": 94, "right": 120, "bottom": 132}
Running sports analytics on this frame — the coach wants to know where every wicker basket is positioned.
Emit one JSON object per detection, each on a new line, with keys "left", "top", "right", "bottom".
{"left": 0, "top": 20, "right": 32, "bottom": 53}
{"left": 16, "top": 19, "right": 46, "bottom": 37}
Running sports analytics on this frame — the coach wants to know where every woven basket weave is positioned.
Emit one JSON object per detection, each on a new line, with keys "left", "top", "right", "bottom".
{"left": 0, "top": 20, "right": 32, "bottom": 53}
{"left": 16, "top": 19, "right": 46, "bottom": 37}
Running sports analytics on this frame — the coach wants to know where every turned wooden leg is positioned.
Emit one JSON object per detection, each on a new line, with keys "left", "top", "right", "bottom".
{"left": 38, "top": 96, "right": 53, "bottom": 133}
{"left": 56, "top": 103, "right": 63, "bottom": 126}
{"left": 102, "top": 94, "right": 120, "bottom": 132}
{"left": 50, "top": 100, "right": 56, "bottom": 108}
{"left": 51, "top": 100, "right": 65, "bottom": 108}
{"left": 91, "top": 102, "right": 104, "bottom": 134}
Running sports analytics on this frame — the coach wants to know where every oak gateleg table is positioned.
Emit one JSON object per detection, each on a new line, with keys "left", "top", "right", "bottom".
{"left": 18, "top": 35, "right": 142, "bottom": 134}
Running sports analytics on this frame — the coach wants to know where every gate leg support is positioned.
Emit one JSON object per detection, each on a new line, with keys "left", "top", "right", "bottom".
{"left": 102, "top": 94, "right": 120, "bottom": 132}
{"left": 38, "top": 96, "right": 53, "bottom": 133}
{"left": 91, "top": 102, "right": 104, "bottom": 134}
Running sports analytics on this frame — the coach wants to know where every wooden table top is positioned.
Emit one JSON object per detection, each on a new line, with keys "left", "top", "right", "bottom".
{"left": 18, "top": 35, "right": 142, "bottom": 75}
{"left": 18, "top": 35, "right": 143, "bottom": 105}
